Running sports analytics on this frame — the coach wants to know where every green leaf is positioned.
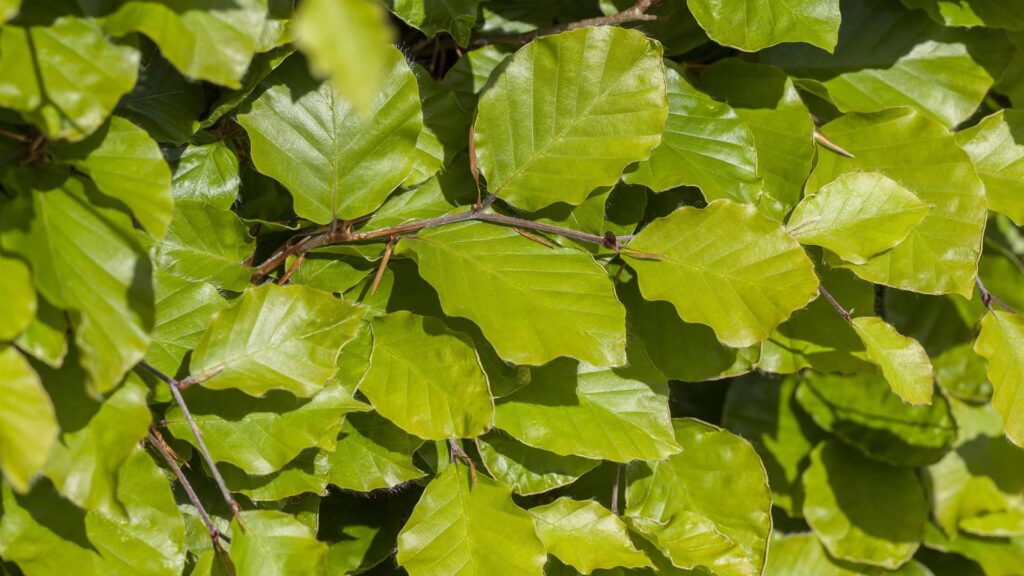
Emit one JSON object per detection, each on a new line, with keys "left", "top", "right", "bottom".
{"left": 474, "top": 26, "right": 668, "bottom": 211}
{"left": 442, "top": 45, "right": 512, "bottom": 112}
{"left": 116, "top": 51, "right": 204, "bottom": 144}
{"left": 698, "top": 59, "right": 815, "bottom": 220}
{"left": 145, "top": 270, "right": 226, "bottom": 378}
{"left": 955, "top": 110, "right": 1024, "bottom": 226}
{"left": 625, "top": 200, "right": 820, "bottom": 348}
{"left": 294, "top": 0, "right": 395, "bottom": 114}
{"left": 852, "top": 316, "right": 935, "bottom": 405}
{"left": 362, "top": 311, "right": 492, "bottom": 440}
{"left": 767, "top": 533, "right": 933, "bottom": 576}
{"left": 796, "top": 372, "right": 957, "bottom": 467}
{"left": 625, "top": 419, "right": 771, "bottom": 576}
{"left": 14, "top": 296, "right": 68, "bottom": 369}
{"left": 404, "top": 66, "right": 473, "bottom": 186}
{"left": 1, "top": 0, "right": 18, "bottom": 21}
{"left": 619, "top": 275, "right": 758, "bottom": 382}
{"left": 803, "top": 441, "right": 928, "bottom": 568}
{"left": 151, "top": 200, "right": 253, "bottom": 292}
{"left": 229, "top": 510, "right": 329, "bottom": 576}
{"left": 168, "top": 140, "right": 241, "bottom": 210}
{"left": 400, "top": 221, "right": 626, "bottom": 367}
{"left": 476, "top": 431, "right": 599, "bottom": 496}
{"left": 722, "top": 375, "right": 824, "bottom": 517}
{"left": 190, "top": 283, "right": 365, "bottom": 397}
{"left": 0, "top": 254, "right": 34, "bottom": 341}
{"left": 99, "top": 0, "right": 269, "bottom": 88}
{"left": 396, "top": 466, "right": 547, "bottom": 576}
{"left": 0, "top": 346, "right": 56, "bottom": 493}
{"left": 53, "top": 116, "right": 174, "bottom": 239}
{"left": 238, "top": 50, "right": 423, "bottom": 223}
{"left": 0, "top": 15, "right": 139, "bottom": 141}
{"left": 901, "top": 0, "right": 1024, "bottom": 31}
{"left": 925, "top": 400, "right": 1024, "bottom": 539}
{"left": 386, "top": 0, "right": 478, "bottom": 47}
{"left": 201, "top": 45, "right": 294, "bottom": 129}
{"left": 934, "top": 343, "right": 991, "bottom": 403}
{"left": 788, "top": 172, "right": 930, "bottom": 265}
{"left": 493, "top": 349, "right": 679, "bottom": 462}
{"left": 327, "top": 411, "right": 426, "bottom": 491}
{"left": 761, "top": 0, "right": 1012, "bottom": 129}
{"left": 623, "top": 62, "right": 761, "bottom": 206}
{"left": 85, "top": 448, "right": 187, "bottom": 576}
{"left": 807, "top": 108, "right": 988, "bottom": 297}
{"left": 759, "top": 261, "right": 875, "bottom": 375}
{"left": 686, "top": 0, "right": 840, "bottom": 52}
{"left": 531, "top": 497, "right": 652, "bottom": 574}
{"left": 974, "top": 310, "right": 1024, "bottom": 447}
{"left": 40, "top": 357, "right": 151, "bottom": 514}
{"left": 167, "top": 380, "right": 363, "bottom": 475}
{"left": 0, "top": 174, "right": 153, "bottom": 394}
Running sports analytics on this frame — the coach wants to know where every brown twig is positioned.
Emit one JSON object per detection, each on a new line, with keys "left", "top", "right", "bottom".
{"left": 448, "top": 439, "right": 477, "bottom": 489}
{"left": 976, "top": 277, "right": 1017, "bottom": 314}
{"left": 276, "top": 252, "right": 305, "bottom": 285}
{"left": 818, "top": 285, "right": 851, "bottom": 322}
{"left": 251, "top": 209, "right": 628, "bottom": 282}
{"left": 138, "top": 361, "right": 244, "bottom": 531}
{"left": 147, "top": 429, "right": 229, "bottom": 546}
{"left": 370, "top": 237, "right": 396, "bottom": 295}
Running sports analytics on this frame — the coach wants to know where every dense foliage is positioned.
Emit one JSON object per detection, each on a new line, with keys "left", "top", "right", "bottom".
{"left": 1, "top": 0, "right": 1023, "bottom": 575}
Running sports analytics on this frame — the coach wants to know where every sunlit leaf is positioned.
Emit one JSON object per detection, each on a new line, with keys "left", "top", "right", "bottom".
{"left": 229, "top": 510, "right": 329, "bottom": 576}
{"left": 955, "top": 109, "right": 1024, "bottom": 226}
{"left": 531, "top": 497, "right": 652, "bottom": 574}
{"left": 974, "top": 310, "right": 1024, "bottom": 447}
{"left": 0, "top": 346, "right": 56, "bottom": 493}
{"left": 474, "top": 26, "right": 668, "bottom": 211}
{"left": 168, "top": 140, "right": 241, "bottom": 210}
{"left": 151, "top": 200, "right": 254, "bottom": 292}
{"left": 0, "top": 253, "right": 34, "bottom": 341}
{"left": 686, "top": 0, "right": 840, "bottom": 52}
{"left": 327, "top": 411, "right": 425, "bottom": 491}
{"left": 852, "top": 316, "right": 935, "bottom": 405}
{"left": 476, "top": 431, "right": 599, "bottom": 496}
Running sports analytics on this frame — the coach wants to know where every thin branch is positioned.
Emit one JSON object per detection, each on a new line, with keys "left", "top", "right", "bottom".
{"left": 818, "top": 285, "right": 851, "bottom": 322}
{"left": 976, "top": 277, "right": 1017, "bottom": 314}
{"left": 147, "top": 430, "right": 229, "bottom": 546}
{"left": 137, "top": 361, "right": 244, "bottom": 531}
{"left": 252, "top": 208, "right": 630, "bottom": 282}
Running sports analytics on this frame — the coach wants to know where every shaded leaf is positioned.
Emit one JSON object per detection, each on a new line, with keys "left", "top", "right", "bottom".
{"left": 396, "top": 466, "right": 547, "bottom": 576}
{"left": 901, "top": 0, "right": 1024, "bottom": 32}
{"left": 803, "top": 441, "right": 927, "bottom": 568}
{"left": 116, "top": 51, "right": 204, "bottom": 144}
{"left": 13, "top": 296, "right": 67, "bottom": 369}
{"left": 767, "top": 532, "right": 934, "bottom": 576}
{"left": 923, "top": 522, "right": 1024, "bottom": 576}
{"left": 0, "top": 254, "right": 34, "bottom": 341}
{"left": 191, "top": 283, "right": 364, "bottom": 397}
{"left": 626, "top": 199, "right": 820, "bottom": 348}
{"left": 474, "top": 26, "right": 667, "bottom": 211}
{"left": 400, "top": 221, "right": 626, "bottom": 367}
{"left": 788, "top": 172, "right": 929, "bottom": 265}
{"left": 386, "top": 0, "right": 478, "bottom": 47}
{"left": 796, "top": 372, "right": 957, "bottom": 466}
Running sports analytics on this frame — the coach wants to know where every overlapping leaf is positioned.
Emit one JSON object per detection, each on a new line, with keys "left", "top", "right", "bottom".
{"left": 852, "top": 316, "right": 935, "bottom": 405}
{"left": 386, "top": 0, "right": 478, "bottom": 48}
{"left": 238, "top": 49, "right": 422, "bottom": 223}
{"left": 476, "top": 432, "right": 599, "bottom": 496}
{"left": 151, "top": 200, "right": 254, "bottom": 292}
{"left": 474, "top": 26, "right": 668, "bottom": 211}
{"left": 229, "top": 510, "right": 329, "bottom": 575}
{"left": 974, "top": 310, "right": 1024, "bottom": 446}
{"left": 400, "top": 221, "right": 627, "bottom": 366}
{"left": 626, "top": 199, "right": 820, "bottom": 348}
{"left": 327, "top": 411, "right": 425, "bottom": 491}
{"left": 531, "top": 498, "right": 652, "bottom": 574}
{"left": 190, "top": 283, "right": 364, "bottom": 397}
{"left": 686, "top": 0, "right": 840, "bottom": 52}
{"left": 955, "top": 109, "right": 1024, "bottom": 226}
{"left": 168, "top": 140, "right": 241, "bottom": 210}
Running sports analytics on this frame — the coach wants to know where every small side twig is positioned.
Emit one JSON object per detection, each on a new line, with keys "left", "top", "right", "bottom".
{"left": 370, "top": 237, "right": 396, "bottom": 295}
{"left": 138, "top": 361, "right": 244, "bottom": 531}
{"left": 448, "top": 439, "right": 477, "bottom": 488}
{"left": 277, "top": 252, "right": 306, "bottom": 285}
{"left": 976, "top": 277, "right": 1017, "bottom": 314}
{"left": 818, "top": 285, "right": 851, "bottom": 322}
{"left": 147, "top": 429, "right": 229, "bottom": 546}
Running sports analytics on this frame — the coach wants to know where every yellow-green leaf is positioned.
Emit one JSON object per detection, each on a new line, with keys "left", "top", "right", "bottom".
{"left": 974, "top": 310, "right": 1024, "bottom": 447}
{"left": 853, "top": 316, "right": 935, "bottom": 405}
